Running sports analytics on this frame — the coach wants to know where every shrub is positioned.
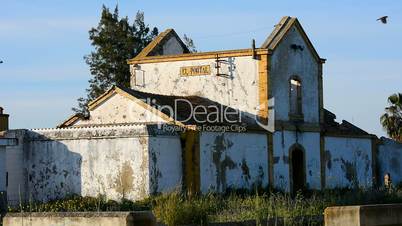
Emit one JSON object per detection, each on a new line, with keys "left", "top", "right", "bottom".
{"left": 8, "top": 188, "right": 402, "bottom": 226}
{"left": 152, "top": 191, "right": 216, "bottom": 226}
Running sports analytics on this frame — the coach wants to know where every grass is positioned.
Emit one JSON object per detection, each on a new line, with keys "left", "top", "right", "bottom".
{"left": 7, "top": 188, "right": 402, "bottom": 226}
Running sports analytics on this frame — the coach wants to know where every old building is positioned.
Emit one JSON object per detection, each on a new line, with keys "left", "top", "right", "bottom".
{"left": 3, "top": 16, "right": 402, "bottom": 204}
{"left": 0, "top": 107, "right": 17, "bottom": 208}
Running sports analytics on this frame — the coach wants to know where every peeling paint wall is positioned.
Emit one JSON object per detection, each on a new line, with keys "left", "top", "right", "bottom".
{"left": 131, "top": 56, "right": 259, "bottom": 116}
{"left": 270, "top": 25, "right": 320, "bottom": 123}
{"left": 74, "top": 93, "right": 166, "bottom": 126}
{"left": 0, "top": 146, "right": 6, "bottom": 192}
{"left": 148, "top": 136, "right": 182, "bottom": 194}
{"left": 5, "top": 125, "right": 182, "bottom": 204}
{"left": 4, "top": 130, "right": 26, "bottom": 205}
{"left": 273, "top": 130, "right": 321, "bottom": 191}
{"left": 378, "top": 138, "right": 402, "bottom": 186}
{"left": 199, "top": 132, "right": 268, "bottom": 193}
{"left": 324, "top": 136, "right": 372, "bottom": 189}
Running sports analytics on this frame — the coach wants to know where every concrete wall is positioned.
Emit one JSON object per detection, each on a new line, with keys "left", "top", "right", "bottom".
{"left": 4, "top": 130, "right": 25, "bottom": 205}
{"left": 131, "top": 56, "right": 259, "bottom": 116}
{"left": 148, "top": 136, "right": 182, "bottom": 194}
{"left": 324, "top": 204, "right": 402, "bottom": 226}
{"left": 3, "top": 211, "right": 156, "bottom": 226}
{"left": 5, "top": 125, "right": 182, "bottom": 204}
{"left": 272, "top": 130, "right": 321, "bottom": 191}
{"left": 270, "top": 25, "right": 320, "bottom": 123}
{"left": 377, "top": 138, "right": 402, "bottom": 186}
{"left": 0, "top": 146, "right": 5, "bottom": 192}
{"left": 74, "top": 92, "right": 166, "bottom": 126}
{"left": 199, "top": 132, "right": 268, "bottom": 193}
{"left": 324, "top": 136, "right": 372, "bottom": 189}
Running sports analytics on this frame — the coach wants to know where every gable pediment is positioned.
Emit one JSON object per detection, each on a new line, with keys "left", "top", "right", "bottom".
{"left": 262, "top": 16, "right": 324, "bottom": 63}
{"left": 58, "top": 87, "right": 176, "bottom": 128}
{"left": 130, "top": 29, "right": 190, "bottom": 62}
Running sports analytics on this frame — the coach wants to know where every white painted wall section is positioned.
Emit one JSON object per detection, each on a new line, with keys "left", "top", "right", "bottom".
{"left": 199, "top": 132, "right": 268, "bottom": 193}
{"left": 0, "top": 146, "right": 6, "bottom": 192}
{"left": 74, "top": 92, "right": 167, "bottom": 126}
{"left": 377, "top": 138, "right": 402, "bottom": 186}
{"left": 5, "top": 125, "right": 183, "bottom": 204}
{"left": 5, "top": 130, "right": 26, "bottom": 205}
{"left": 270, "top": 25, "right": 320, "bottom": 123}
{"left": 131, "top": 56, "right": 259, "bottom": 117}
{"left": 272, "top": 131, "right": 321, "bottom": 191}
{"left": 324, "top": 136, "right": 372, "bottom": 189}
{"left": 148, "top": 136, "right": 182, "bottom": 194}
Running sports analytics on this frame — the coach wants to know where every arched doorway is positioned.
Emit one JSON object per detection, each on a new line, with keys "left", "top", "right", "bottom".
{"left": 289, "top": 144, "right": 306, "bottom": 195}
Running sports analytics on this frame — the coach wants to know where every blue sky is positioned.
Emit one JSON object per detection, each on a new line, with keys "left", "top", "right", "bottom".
{"left": 1, "top": 0, "right": 401, "bottom": 137}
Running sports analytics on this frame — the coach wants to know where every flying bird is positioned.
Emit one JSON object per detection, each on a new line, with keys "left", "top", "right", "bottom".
{"left": 377, "top": 16, "right": 388, "bottom": 24}
{"left": 0, "top": 60, "right": 3, "bottom": 64}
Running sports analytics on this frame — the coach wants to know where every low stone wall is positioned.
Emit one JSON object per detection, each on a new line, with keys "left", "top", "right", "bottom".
{"left": 3, "top": 211, "right": 156, "bottom": 226}
{"left": 324, "top": 204, "right": 402, "bottom": 226}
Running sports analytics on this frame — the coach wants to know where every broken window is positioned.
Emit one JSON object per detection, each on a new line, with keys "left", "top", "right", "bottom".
{"left": 289, "top": 78, "right": 302, "bottom": 115}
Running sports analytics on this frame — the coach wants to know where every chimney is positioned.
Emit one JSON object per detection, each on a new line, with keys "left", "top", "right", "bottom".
{"left": 0, "top": 107, "right": 9, "bottom": 131}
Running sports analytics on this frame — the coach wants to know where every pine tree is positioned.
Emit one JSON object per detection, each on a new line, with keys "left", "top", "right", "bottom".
{"left": 73, "top": 5, "right": 158, "bottom": 114}
{"left": 183, "top": 34, "right": 197, "bottom": 53}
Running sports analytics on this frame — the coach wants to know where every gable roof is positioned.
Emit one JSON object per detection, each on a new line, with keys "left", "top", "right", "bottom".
{"left": 128, "top": 17, "right": 324, "bottom": 65}
{"left": 261, "top": 16, "right": 324, "bottom": 63}
{"left": 132, "top": 29, "right": 190, "bottom": 60}
{"left": 59, "top": 86, "right": 257, "bottom": 129}
{"left": 57, "top": 113, "right": 87, "bottom": 128}
{"left": 57, "top": 86, "right": 185, "bottom": 128}
{"left": 119, "top": 87, "right": 247, "bottom": 126}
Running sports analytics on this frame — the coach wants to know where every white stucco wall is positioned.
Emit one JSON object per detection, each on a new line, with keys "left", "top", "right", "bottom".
{"left": 270, "top": 25, "right": 320, "bottom": 123}
{"left": 162, "top": 37, "right": 185, "bottom": 55}
{"left": 324, "top": 136, "right": 372, "bottom": 189}
{"left": 74, "top": 92, "right": 166, "bottom": 126}
{"left": 5, "top": 125, "right": 182, "bottom": 204}
{"left": 272, "top": 130, "right": 321, "bottom": 191}
{"left": 377, "top": 138, "right": 402, "bottom": 186}
{"left": 4, "top": 130, "right": 26, "bottom": 205}
{"left": 148, "top": 136, "right": 182, "bottom": 194}
{"left": 131, "top": 56, "right": 259, "bottom": 116}
{"left": 0, "top": 146, "right": 6, "bottom": 192}
{"left": 199, "top": 132, "right": 268, "bottom": 193}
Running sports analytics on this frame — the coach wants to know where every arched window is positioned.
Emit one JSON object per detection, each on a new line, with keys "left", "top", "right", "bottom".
{"left": 289, "top": 77, "right": 302, "bottom": 115}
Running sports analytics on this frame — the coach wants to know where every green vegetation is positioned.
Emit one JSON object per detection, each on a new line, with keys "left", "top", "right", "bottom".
{"left": 73, "top": 5, "right": 197, "bottom": 115}
{"left": 8, "top": 188, "right": 402, "bottom": 226}
{"left": 381, "top": 92, "right": 402, "bottom": 142}
{"left": 73, "top": 5, "right": 159, "bottom": 114}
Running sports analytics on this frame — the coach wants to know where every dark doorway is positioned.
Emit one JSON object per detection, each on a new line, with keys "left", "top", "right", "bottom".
{"left": 290, "top": 147, "right": 305, "bottom": 195}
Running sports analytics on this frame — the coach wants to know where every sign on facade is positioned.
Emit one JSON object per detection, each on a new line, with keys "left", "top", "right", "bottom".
{"left": 180, "top": 65, "right": 211, "bottom": 76}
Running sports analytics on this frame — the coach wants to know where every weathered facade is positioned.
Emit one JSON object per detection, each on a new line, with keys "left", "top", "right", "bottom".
{"left": 377, "top": 138, "right": 402, "bottom": 186}
{"left": 3, "top": 16, "right": 402, "bottom": 204}
{"left": 0, "top": 108, "right": 16, "bottom": 209}
{"left": 5, "top": 125, "right": 182, "bottom": 204}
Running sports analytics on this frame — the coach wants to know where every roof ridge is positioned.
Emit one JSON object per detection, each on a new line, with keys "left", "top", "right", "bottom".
{"left": 261, "top": 16, "right": 322, "bottom": 63}
{"left": 121, "top": 86, "right": 219, "bottom": 100}
{"left": 261, "top": 16, "right": 292, "bottom": 49}
{"left": 130, "top": 28, "right": 189, "bottom": 62}
{"left": 35, "top": 123, "right": 149, "bottom": 131}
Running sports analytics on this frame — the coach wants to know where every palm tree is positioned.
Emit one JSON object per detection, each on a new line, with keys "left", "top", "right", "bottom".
{"left": 381, "top": 93, "right": 402, "bottom": 142}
